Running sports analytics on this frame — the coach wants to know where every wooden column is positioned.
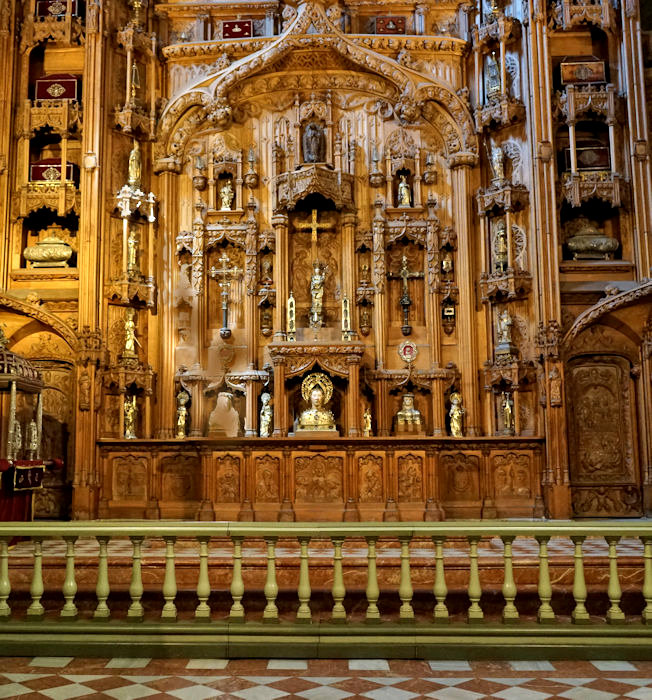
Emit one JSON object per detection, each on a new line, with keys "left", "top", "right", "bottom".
{"left": 346, "top": 357, "right": 360, "bottom": 437}
{"left": 272, "top": 357, "right": 287, "bottom": 436}
{"left": 450, "top": 154, "right": 481, "bottom": 436}
{"left": 272, "top": 213, "right": 288, "bottom": 340}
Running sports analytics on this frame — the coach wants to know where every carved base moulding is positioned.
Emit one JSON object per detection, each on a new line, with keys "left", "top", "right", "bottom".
{"left": 479, "top": 269, "right": 532, "bottom": 303}
{"left": 97, "top": 437, "right": 544, "bottom": 521}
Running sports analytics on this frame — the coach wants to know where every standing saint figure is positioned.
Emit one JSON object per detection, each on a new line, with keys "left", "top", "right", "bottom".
{"left": 124, "top": 395, "right": 137, "bottom": 439}
{"left": 259, "top": 392, "right": 273, "bottom": 438}
{"left": 309, "top": 261, "right": 325, "bottom": 330}
{"left": 123, "top": 308, "right": 138, "bottom": 357}
{"left": 486, "top": 51, "right": 502, "bottom": 98}
{"left": 220, "top": 179, "right": 235, "bottom": 210}
{"left": 127, "top": 228, "right": 139, "bottom": 276}
{"left": 497, "top": 309, "right": 513, "bottom": 345}
{"left": 302, "top": 122, "right": 325, "bottom": 163}
{"left": 501, "top": 392, "right": 514, "bottom": 434}
{"left": 363, "top": 407, "right": 372, "bottom": 437}
{"left": 127, "top": 139, "right": 142, "bottom": 189}
{"left": 449, "top": 392, "right": 465, "bottom": 437}
{"left": 397, "top": 174, "right": 411, "bottom": 207}
{"left": 176, "top": 390, "right": 190, "bottom": 439}
{"left": 494, "top": 219, "right": 508, "bottom": 272}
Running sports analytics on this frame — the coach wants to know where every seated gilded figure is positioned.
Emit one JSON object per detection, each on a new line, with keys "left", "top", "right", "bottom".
{"left": 296, "top": 372, "right": 337, "bottom": 434}
{"left": 395, "top": 392, "right": 424, "bottom": 435}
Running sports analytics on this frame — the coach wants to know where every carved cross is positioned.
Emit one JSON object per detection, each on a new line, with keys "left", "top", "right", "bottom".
{"left": 295, "top": 209, "right": 332, "bottom": 261}
{"left": 210, "top": 252, "right": 242, "bottom": 339}
{"left": 389, "top": 255, "right": 423, "bottom": 337}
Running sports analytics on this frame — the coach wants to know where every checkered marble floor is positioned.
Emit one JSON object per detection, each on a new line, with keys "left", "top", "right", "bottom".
{"left": 2, "top": 657, "right": 652, "bottom": 699}
{"left": 7, "top": 535, "right": 645, "bottom": 560}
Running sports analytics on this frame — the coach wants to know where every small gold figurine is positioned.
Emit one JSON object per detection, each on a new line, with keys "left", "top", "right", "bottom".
{"left": 127, "top": 139, "right": 142, "bottom": 189}
{"left": 501, "top": 392, "right": 514, "bottom": 435}
{"left": 397, "top": 174, "right": 411, "bottom": 207}
{"left": 176, "top": 390, "right": 189, "bottom": 439}
{"left": 219, "top": 179, "right": 235, "bottom": 210}
{"left": 297, "top": 373, "right": 337, "bottom": 433}
{"left": 363, "top": 407, "right": 372, "bottom": 437}
{"left": 449, "top": 392, "right": 465, "bottom": 437}
{"left": 127, "top": 228, "right": 139, "bottom": 276}
{"left": 123, "top": 307, "right": 139, "bottom": 358}
{"left": 124, "top": 395, "right": 137, "bottom": 439}
{"left": 494, "top": 219, "right": 508, "bottom": 273}
{"left": 396, "top": 393, "right": 424, "bottom": 434}
{"left": 259, "top": 392, "right": 273, "bottom": 438}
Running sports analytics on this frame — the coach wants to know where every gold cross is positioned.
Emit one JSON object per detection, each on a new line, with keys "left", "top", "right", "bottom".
{"left": 295, "top": 209, "right": 332, "bottom": 261}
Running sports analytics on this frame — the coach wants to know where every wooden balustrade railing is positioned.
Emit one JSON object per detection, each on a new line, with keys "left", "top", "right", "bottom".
{"left": 0, "top": 520, "right": 651, "bottom": 659}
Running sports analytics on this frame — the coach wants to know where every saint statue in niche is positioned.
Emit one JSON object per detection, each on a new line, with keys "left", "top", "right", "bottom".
{"left": 220, "top": 179, "right": 235, "bottom": 210}
{"left": 309, "top": 261, "right": 325, "bottom": 330}
{"left": 259, "top": 392, "right": 273, "bottom": 437}
{"left": 449, "top": 392, "right": 465, "bottom": 437}
{"left": 127, "top": 139, "right": 141, "bottom": 189}
{"left": 297, "top": 372, "right": 337, "bottom": 433}
{"left": 397, "top": 174, "right": 411, "bottom": 207}
{"left": 302, "top": 122, "right": 326, "bottom": 163}
{"left": 501, "top": 392, "right": 514, "bottom": 434}
{"left": 486, "top": 51, "right": 502, "bottom": 99}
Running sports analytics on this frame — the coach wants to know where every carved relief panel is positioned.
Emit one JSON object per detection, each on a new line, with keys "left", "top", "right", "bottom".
{"left": 492, "top": 452, "right": 532, "bottom": 498}
{"left": 254, "top": 453, "right": 281, "bottom": 502}
{"left": 294, "top": 453, "right": 344, "bottom": 503}
{"left": 397, "top": 452, "right": 425, "bottom": 502}
{"left": 440, "top": 452, "right": 481, "bottom": 504}
{"left": 567, "top": 355, "right": 641, "bottom": 517}
{"left": 357, "top": 453, "right": 385, "bottom": 503}
{"left": 112, "top": 455, "right": 148, "bottom": 501}
{"left": 214, "top": 453, "right": 241, "bottom": 503}
{"left": 160, "top": 455, "right": 200, "bottom": 502}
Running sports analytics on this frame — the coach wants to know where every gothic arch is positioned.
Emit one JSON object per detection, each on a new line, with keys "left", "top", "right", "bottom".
{"left": 155, "top": 1, "right": 477, "bottom": 170}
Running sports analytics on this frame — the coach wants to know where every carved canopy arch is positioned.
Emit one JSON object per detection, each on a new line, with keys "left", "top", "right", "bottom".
{"left": 0, "top": 294, "right": 79, "bottom": 352}
{"left": 156, "top": 0, "right": 477, "bottom": 168}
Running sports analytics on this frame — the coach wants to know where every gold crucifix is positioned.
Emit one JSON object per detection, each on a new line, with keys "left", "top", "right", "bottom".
{"left": 295, "top": 209, "right": 332, "bottom": 261}
{"left": 209, "top": 252, "right": 242, "bottom": 339}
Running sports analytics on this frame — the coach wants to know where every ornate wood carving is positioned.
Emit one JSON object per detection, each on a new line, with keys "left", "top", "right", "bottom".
{"left": 295, "top": 454, "right": 343, "bottom": 503}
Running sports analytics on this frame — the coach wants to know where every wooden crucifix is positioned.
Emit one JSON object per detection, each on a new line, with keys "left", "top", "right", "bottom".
{"left": 390, "top": 254, "right": 423, "bottom": 337}
{"left": 210, "top": 252, "right": 242, "bottom": 339}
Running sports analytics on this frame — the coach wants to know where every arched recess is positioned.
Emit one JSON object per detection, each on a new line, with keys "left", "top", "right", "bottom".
{"left": 564, "top": 321, "right": 643, "bottom": 518}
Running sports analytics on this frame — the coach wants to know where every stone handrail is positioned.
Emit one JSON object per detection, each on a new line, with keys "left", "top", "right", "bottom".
{"left": 0, "top": 519, "right": 651, "bottom": 658}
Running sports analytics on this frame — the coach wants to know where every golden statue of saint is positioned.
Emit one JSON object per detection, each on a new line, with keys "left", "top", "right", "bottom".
{"left": 449, "top": 392, "right": 465, "bottom": 437}
{"left": 362, "top": 407, "right": 372, "bottom": 437}
{"left": 297, "top": 372, "right": 337, "bottom": 433}
{"left": 309, "top": 261, "right": 325, "bottom": 331}
{"left": 127, "top": 228, "right": 139, "bottom": 275}
{"left": 127, "top": 139, "right": 142, "bottom": 189}
{"left": 123, "top": 307, "right": 138, "bottom": 357}
{"left": 176, "top": 390, "right": 189, "bottom": 439}
{"left": 501, "top": 392, "right": 514, "bottom": 434}
{"left": 220, "top": 179, "right": 235, "bottom": 210}
{"left": 259, "top": 392, "right": 273, "bottom": 437}
{"left": 396, "top": 393, "right": 424, "bottom": 435}
{"left": 397, "top": 174, "right": 411, "bottom": 207}
{"left": 124, "top": 395, "right": 137, "bottom": 439}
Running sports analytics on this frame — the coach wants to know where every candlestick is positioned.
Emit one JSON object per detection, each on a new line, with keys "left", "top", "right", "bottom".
{"left": 287, "top": 291, "right": 296, "bottom": 341}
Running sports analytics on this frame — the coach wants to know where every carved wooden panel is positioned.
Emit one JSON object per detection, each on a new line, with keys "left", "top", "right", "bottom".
{"left": 254, "top": 453, "right": 281, "bottom": 502}
{"left": 440, "top": 452, "right": 481, "bottom": 501}
{"left": 397, "top": 452, "right": 424, "bottom": 501}
{"left": 112, "top": 455, "right": 148, "bottom": 501}
{"left": 294, "top": 453, "right": 343, "bottom": 503}
{"left": 160, "top": 455, "right": 200, "bottom": 501}
{"left": 357, "top": 453, "right": 384, "bottom": 502}
{"left": 492, "top": 452, "right": 532, "bottom": 498}
{"left": 567, "top": 355, "right": 641, "bottom": 517}
{"left": 214, "top": 453, "right": 241, "bottom": 503}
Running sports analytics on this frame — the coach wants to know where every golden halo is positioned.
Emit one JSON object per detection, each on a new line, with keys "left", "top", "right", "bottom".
{"left": 301, "top": 372, "right": 333, "bottom": 404}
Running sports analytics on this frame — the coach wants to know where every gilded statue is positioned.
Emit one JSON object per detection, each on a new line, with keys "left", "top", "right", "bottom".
{"left": 176, "top": 390, "right": 189, "bottom": 439}
{"left": 396, "top": 393, "right": 423, "bottom": 435}
{"left": 501, "top": 392, "right": 514, "bottom": 434}
{"left": 127, "top": 228, "right": 139, "bottom": 275}
{"left": 497, "top": 309, "right": 513, "bottom": 345}
{"left": 127, "top": 139, "right": 142, "bottom": 189}
{"left": 397, "top": 174, "right": 411, "bottom": 207}
{"left": 302, "top": 122, "right": 325, "bottom": 163}
{"left": 449, "top": 392, "right": 465, "bottom": 437}
{"left": 490, "top": 146, "right": 505, "bottom": 182}
{"left": 220, "top": 179, "right": 235, "bottom": 210}
{"left": 259, "top": 392, "right": 273, "bottom": 438}
{"left": 494, "top": 219, "right": 508, "bottom": 272}
{"left": 123, "top": 307, "right": 138, "bottom": 357}
{"left": 124, "top": 395, "right": 137, "bottom": 439}
{"left": 309, "top": 261, "right": 325, "bottom": 331}
{"left": 363, "top": 407, "right": 372, "bottom": 437}
{"left": 297, "top": 372, "right": 337, "bottom": 433}
{"left": 486, "top": 51, "right": 502, "bottom": 98}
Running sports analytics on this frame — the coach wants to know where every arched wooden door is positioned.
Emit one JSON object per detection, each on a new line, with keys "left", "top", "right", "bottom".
{"left": 566, "top": 354, "right": 642, "bottom": 517}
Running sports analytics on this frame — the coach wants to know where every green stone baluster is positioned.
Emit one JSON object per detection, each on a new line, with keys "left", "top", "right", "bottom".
{"left": 398, "top": 535, "right": 414, "bottom": 620}
{"left": 0, "top": 537, "right": 10, "bottom": 620}
{"left": 467, "top": 535, "right": 483, "bottom": 622}
{"left": 263, "top": 536, "right": 278, "bottom": 622}
{"left": 365, "top": 536, "right": 380, "bottom": 622}
{"left": 643, "top": 536, "right": 652, "bottom": 624}
{"left": 161, "top": 536, "right": 177, "bottom": 620}
{"left": 230, "top": 536, "right": 245, "bottom": 621}
{"left": 433, "top": 536, "right": 449, "bottom": 622}
{"left": 93, "top": 536, "right": 111, "bottom": 620}
{"left": 606, "top": 536, "right": 624, "bottom": 623}
{"left": 60, "top": 536, "right": 78, "bottom": 618}
{"left": 26, "top": 538, "right": 44, "bottom": 620}
{"left": 195, "top": 536, "right": 211, "bottom": 621}
{"left": 501, "top": 535, "right": 518, "bottom": 622}
{"left": 296, "top": 536, "right": 312, "bottom": 622}
{"left": 331, "top": 536, "right": 346, "bottom": 622}
{"left": 127, "top": 536, "right": 144, "bottom": 621}
{"left": 571, "top": 535, "right": 589, "bottom": 623}
{"left": 536, "top": 535, "right": 555, "bottom": 623}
